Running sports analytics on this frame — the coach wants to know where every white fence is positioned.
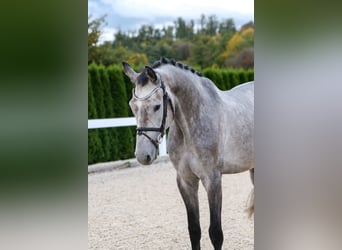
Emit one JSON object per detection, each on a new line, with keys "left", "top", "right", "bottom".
{"left": 88, "top": 118, "right": 167, "bottom": 156}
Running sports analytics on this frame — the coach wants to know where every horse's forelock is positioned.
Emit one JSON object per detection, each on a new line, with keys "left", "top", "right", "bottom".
{"left": 136, "top": 70, "right": 149, "bottom": 86}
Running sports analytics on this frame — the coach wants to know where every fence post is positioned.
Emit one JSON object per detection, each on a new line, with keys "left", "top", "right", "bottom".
{"left": 159, "top": 139, "right": 167, "bottom": 156}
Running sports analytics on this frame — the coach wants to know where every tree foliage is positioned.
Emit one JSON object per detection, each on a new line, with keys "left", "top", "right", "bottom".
{"left": 88, "top": 14, "right": 253, "bottom": 69}
{"left": 220, "top": 22, "right": 254, "bottom": 68}
{"left": 88, "top": 15, "right": 107, "bottom": 64}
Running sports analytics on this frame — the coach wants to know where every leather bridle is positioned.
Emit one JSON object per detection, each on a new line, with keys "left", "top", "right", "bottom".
{"left": 133, "top": 78, "right": 172, "bottom": 151}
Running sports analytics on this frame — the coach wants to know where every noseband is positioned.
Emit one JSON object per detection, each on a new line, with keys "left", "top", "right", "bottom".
{"left": 133, "top": 79, "right": 172, "bottom": 151}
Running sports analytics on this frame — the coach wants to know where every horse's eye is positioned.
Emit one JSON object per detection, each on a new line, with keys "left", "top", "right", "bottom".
{"left": 154, "top": 104, "right": 161, "bottom": 112}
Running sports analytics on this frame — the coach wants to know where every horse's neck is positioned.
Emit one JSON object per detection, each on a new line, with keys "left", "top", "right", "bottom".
{"left": 164, "top": 69, "right": 221, "bottom": 142}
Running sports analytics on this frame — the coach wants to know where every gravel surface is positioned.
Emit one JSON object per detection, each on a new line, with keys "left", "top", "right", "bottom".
{"left": 88, "top": 161, "right": 254, "bottom": 250}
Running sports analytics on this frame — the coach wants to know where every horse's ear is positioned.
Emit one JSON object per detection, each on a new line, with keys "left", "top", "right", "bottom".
{"left": 145, "top": 66, "right": 158, "bottom": 83}
{"left": 122, "top": 62, "right": 138, "bottom": 83}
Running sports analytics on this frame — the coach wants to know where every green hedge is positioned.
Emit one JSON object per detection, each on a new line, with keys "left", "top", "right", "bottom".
{"left": 88, "top": 72, "right": 104, "bottom": 164}
{"left": 107, "top": 65, "right": 134, "bottom": 160}
{"left": 203, "top": 68, "right": 254, "bottom": 91}
{"left": 88, "top": 65, "right": 254, "bottom": 165}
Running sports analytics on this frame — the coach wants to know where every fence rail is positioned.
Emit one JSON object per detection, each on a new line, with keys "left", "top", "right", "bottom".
{"left": 88, "top": 118, "right": 167, "bottom": 156}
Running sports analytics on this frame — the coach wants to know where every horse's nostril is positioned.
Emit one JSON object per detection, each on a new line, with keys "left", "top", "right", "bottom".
{"left": 146, "top": 155, "right": 151, "bottom": 162}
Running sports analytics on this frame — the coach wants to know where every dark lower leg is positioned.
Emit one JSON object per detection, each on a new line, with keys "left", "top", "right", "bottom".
{"left": 177, "top": 175, "right": 201, "bottom": 250}
{"left": 206, "top": 177, "right": 223, "bottom": 250}
{"left": 186, "top": 207, "right": 201, "bottom": 250}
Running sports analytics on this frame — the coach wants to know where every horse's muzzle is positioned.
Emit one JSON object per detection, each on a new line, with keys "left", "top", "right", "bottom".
{"left": 135, "top": 148, "right": 157, "bottom": 165}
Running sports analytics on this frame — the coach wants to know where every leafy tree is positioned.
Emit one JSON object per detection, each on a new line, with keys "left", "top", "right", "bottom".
{"left": 199, "top": 14, "right": 206, "bottom": 34}
{"left": 220, "top": 22, "right": 254, "bottom": 68}
{"left": 233, "top": 47, "right": 254, "bottom": 69}
{"left": 126, "top": 53, "right": 148, "bottom": 69}
{"left": 218, "top": 18, "right": 236, "bottom": 51}
{"left": 157, "top": 42, "right": 174, "bottom": 60}
{"left": 222, "top": 33, "right": 245, "bottom": 58}
{"left": 93, "top": 41, "right": 116, "bottom": 66}
{"left": 113, "top": 30, "right": 141, "bottom": 51}
{"left": 206, "top": 15, "right": 219, "bottom": 36}
{"left": 240, "top": 21, "right": 254, "bottom": 31}
{"left": 88, "top": 15, "right": 107, "bottom": 64}
{"left": 240, "top": 26, "right": 254, "bottom": 47}
{"left": 88, "top": 14, "right": 253, "bottom": 69}
{"left": 161, "top": 25, "right": 174, "bottom": 41}
{"left": 175, "top": 17, "right": 186, "bottom": 39}
{"left": 219, "top": 18, "right": 236, "bottom": 36}
{"left": 137, "top": 25, "right": 155, "bottom": 44}
{"left": 172, "top": 41, "right": 192, "bottom": 61}
{"left": 189, "top": 35, "right": 220, "bottom": 68}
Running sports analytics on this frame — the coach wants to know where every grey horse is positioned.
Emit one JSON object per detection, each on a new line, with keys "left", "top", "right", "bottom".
{"left": 122, "top": 57, "right": 254, "bottom": 250}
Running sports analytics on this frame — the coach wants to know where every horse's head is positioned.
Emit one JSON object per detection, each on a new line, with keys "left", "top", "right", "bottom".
{"left": 122, "top": 62, "right": 174, "bottom": 165}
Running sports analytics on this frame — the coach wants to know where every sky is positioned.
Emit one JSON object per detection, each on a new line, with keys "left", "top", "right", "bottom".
{"left": 88, "top": 0, "right": 254, "bottom": 43}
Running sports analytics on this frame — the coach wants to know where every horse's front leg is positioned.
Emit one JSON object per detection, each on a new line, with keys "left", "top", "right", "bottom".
{"left": 202, "top": 172, "right": 224, "bottom": 250}
{"left": 177, "top": 173, "right": 201, "bottom": 250}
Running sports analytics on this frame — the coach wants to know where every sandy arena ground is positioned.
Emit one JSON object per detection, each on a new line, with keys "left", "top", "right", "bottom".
{"left": 88, "top": 161, "right": 254, "bottom": 250}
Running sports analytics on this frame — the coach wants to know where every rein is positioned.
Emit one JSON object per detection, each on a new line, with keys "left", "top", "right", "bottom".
{"left": 133, "top": 78, "right": 172, "bottom": 150}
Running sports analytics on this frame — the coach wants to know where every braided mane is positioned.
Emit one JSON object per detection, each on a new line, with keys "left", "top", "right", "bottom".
{"left": 151, "top": 57, "right": 202, "bottom": 77}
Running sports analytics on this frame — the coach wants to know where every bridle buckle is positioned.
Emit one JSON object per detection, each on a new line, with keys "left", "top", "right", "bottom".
{"left": 156, "top": 134, "right": 164, "bottom": 144}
